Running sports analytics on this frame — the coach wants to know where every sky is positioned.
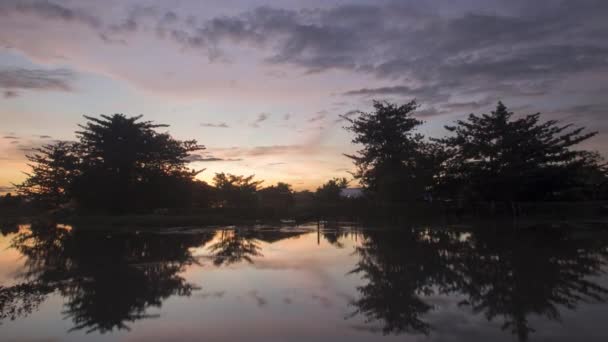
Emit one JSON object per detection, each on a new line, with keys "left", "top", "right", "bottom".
{"left": 1, "top": 0, "right": 607, "bottom": 191}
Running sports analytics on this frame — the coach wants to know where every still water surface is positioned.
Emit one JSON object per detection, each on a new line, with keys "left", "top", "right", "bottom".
{"left": 1, "top": 221, "right": 608, "bottom": 341}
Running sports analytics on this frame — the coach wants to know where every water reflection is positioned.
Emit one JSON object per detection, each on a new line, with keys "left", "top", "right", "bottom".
{"left": 3, "top": 220, "right": 214, "bottom": 333}
{"left": 350, "top": 224, "right": 608, "bottom": 341}
{"left": 206, "top": 227, "right": 308, "bottom": 266}
{"left": 1, "top": 221, "right": 608, "bottom": 341}
{"left": 207, "top": 229, "right": 263, "bottom": 266}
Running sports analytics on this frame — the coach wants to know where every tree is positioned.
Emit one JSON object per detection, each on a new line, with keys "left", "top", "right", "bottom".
{"left": 212, "top": 173, "right": 262, "bottom": 208}
{"left": 315, "top": 177, "right": 348, "bottom": 204}
{"left": 17, "top": 141, "right": 81, "bottom": 207}
{"left": 436, "top": 102, "right": 606, "bottom": 203}
{"left": 19, "top": 114, "right": 204, "bottom": 212}
{"left": 258, "top": 182, "right": 294, "bottom": 211}
{"left": 343, "top": 100, "right": 442, "bottom": 202}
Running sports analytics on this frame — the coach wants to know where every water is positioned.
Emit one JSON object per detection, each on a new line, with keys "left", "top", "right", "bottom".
{"left": 1, "top": 221, "right": 608, "bottom": 341}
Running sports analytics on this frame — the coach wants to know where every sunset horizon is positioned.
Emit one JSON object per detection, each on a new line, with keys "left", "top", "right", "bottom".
{"left": 2, "top": 0, "right": 607, "bottom": 193}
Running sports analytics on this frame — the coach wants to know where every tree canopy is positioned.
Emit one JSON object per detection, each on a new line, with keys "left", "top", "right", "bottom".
{"left": 18, "top": 114, "right": 204, "bottom": 212}
{"left": 212, "top": 173, "right": 263, "bottom": 208}
{"left": 436, "top": 102, "right": 606, "bottom": 202}
{"left": 343, "top": 100, "right": 443, "bottom": 202}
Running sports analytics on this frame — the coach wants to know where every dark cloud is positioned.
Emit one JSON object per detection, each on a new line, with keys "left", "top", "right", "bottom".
{"left": 342, "top": 83, "right": 451, "bottom": 103}
{"left": 3, "top": 90, "right": 18, "bottom": 98}
{"left": 215, "top": 145, "right": 309, "bottom": 158}
{"left": 250, "top": 112, "right": 269, "bottom": 127}
{"left": 0, "top": 185, "right": 15, "bottom": 193}
{"left": 148, "top": 1, "right": 608, "bottom": 120}
{"left": 247, "top": 290, "right": 267, "bottom": 307}
{"left": 200, "top": 122, "right": 229, "bottom": 128}
{"left": 0, "top": 68, "right": 76, "bottom": 94}
{"left": 308, "top": 110, "right": 327, "bottom": 123}
{"left": 283, "top": 113, "right": 291, "bottom": 121}
{"left": 342, "top": 110, "right": 358, "bottom": 118}
{"left": 3, "top": 135, "right": 19, "bottom": 140}
{"left": 186, "top": 154, "right": 242, "bottom": 162}
{"left": 414, "top": 106, "right": 444, "bottom": 118}
{"left": 108, "top": 5, "right": 157, "bottom": 34}
{"left": 334, "top": 109, "right": 358, "bottom": 123}
{"left": 246, "top": 145, "right": 304, "bottom": 156}
{"left": 2, "top": 0, "right": 608, "bottom": 146}
{"left": 343, "top": 86, "right": 412, "bottom": 96}
{"left": 0, "top": 0, "right": 101, "bottom": 28}
{"left": 197, "top": 291, "right": 225, "bottom": 299}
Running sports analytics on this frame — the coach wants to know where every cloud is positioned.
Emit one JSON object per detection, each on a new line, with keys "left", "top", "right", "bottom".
{"left": 1, "top": 0, "right": 608, "bottom": 150}
{"left": 186, "top": 154, "right": 242, "bottom": 162}
{"left": 283, "top": 113, "right": 291, "bottom": 121}
{"left": 308, "top": 110, "right": 328, "bottom": 123}
{"left": 334, "top": 110, "right": 359, "bottom": 123}
{"left": 150, "top": 1, "right": 608, "bottom": 118}
{"left": 0, "top": 0, "right": 101, "bottom": 28}
{"left": 200, "top": 122, "right": 229, "bottom": 128}
{"left": 343, "top": 86, "right": 413, "bottom": 96}
{"left": 250, "top": 112, "right": 269, "bottom": 128}
{"left": 3, "top": 135, "right": 19, "bottom": 140}
{"left": 212, "top": 145, "right": 314, "bottom": 159}
{"left": 247, "top": 290, "right": 267, "bottom": 307}
{"left": 0, "top": 185, "right": 15, "bottom": 193}
{"left": 3, "top": 90, "right": 18, "bottom": 98}
{"left": 342, "top": 84, "right": 450, "bottom": 103}
{"left": 0, "top": 68, "right": 76, "bottom": 95}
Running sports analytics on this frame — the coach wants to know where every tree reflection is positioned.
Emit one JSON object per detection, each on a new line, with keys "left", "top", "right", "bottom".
{"left": 351, "top": 224, "right": 608, "bottom": 340}
{"left": 350, "top": 228, "right": 467, "bottom": 335}
{"left": 207, "top": 229, "right": 262, "bottom": 266}
{"left": 322, "top": 222, "right": 351, "bottom": 248}
{"left": 0, "top": 221, "right": 19, "bottom": 236}
{"left": 2, "top": 222, "right": 214, "bottom": 333}
{"left": 457, "top": 226, "right": 608, "bottom": 341}
{"left": 0, "top": 283, "right": 53, "bottom": 324}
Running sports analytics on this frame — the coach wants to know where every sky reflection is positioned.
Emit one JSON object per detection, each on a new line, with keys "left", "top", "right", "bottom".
{"left": 1, "top": 222, "right": 608, "bottom": 341}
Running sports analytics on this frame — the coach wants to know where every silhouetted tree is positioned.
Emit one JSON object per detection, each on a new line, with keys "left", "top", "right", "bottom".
{"left": 74, "top": 114, "right": 203, "bottom": 212}
{"left": 17, "top": 142, "right": 80, "bottom": 207}
{"left": 343, "top": 100, "right": 443, "bottom": 202}
{"left": 191, "top": 180, "right": 214, "bottom": 208}
{"left": 436, "top": 102, "right": 606, "bottom": 203}
{"left": 18, "top": 114, "right": 204, "bottom": 213}
{"left": 258, "top": 182, "right": 294, "bottom": 211}
{"left": 315, "top": 177, "right": 348, "bottom": 204}
{"left": 213, "top": 173, "right": 262, "bottom": 208}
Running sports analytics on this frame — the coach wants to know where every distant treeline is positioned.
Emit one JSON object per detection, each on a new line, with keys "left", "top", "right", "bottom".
{"left": 3, "top": 100, "right": 607, "bottom": 216}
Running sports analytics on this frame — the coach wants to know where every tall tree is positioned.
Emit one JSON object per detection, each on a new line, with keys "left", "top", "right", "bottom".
{"left": 258, "top": 182, "right": 294, "bottom": 211}
{"left": 212, "top": 173, "right": 262, "bottom": 208}
{"left": 19, "top": 114, "right": 204, "bottom": 212}
{"left": 17, "top": 141, "right": 81, "bottom": 207}
{"left": 343, "top": 100, "right": 442, "bottom": 202}
{"left": 437, "top": 102, "right": 605, "bottom": 202}
{"left": 315, "top": 177, "right": 348, "bottom": 204}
